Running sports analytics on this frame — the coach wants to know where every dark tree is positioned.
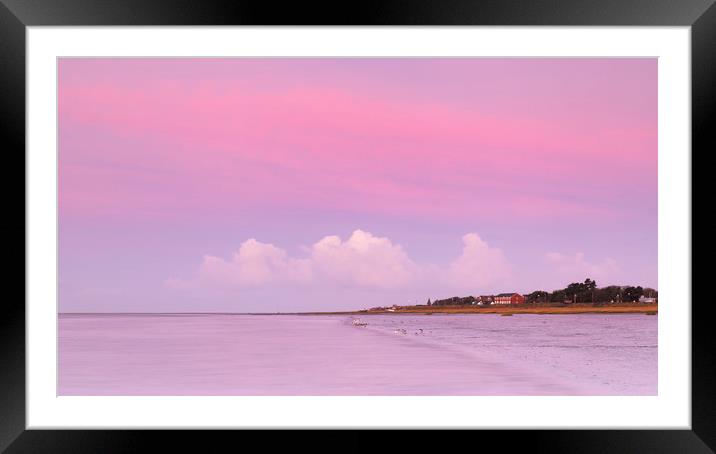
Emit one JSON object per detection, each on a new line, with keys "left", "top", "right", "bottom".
{"left": 623, "top": 286, "right": 644, "bottom": 302}
{"left": 595, "top": 286, "right": 621, "bottom": 303}
{"left": 526, "top": 291, "right": 549, "bottom": 303}
{"left": 550, "top": 289, "right": 567, "bottom": 303}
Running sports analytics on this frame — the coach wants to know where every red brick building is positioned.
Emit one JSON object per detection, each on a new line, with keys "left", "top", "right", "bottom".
{"left": 493, "top": 293, "right": 525, "bottom": 305}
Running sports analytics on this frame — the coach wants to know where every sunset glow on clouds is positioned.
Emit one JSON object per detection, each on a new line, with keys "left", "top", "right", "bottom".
{"left": 58, "top": 58, "right": 657, "bottom": 312}
{"left": 171, "top": 230, "right": 510, "bottom": 292}
{"left": 447, "top": 234, "right": 512, "bottom": 289}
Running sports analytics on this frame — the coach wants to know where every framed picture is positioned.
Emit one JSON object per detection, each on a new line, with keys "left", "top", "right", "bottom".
{"left": 5, "top": 0, "right": 711, "bottom": 451}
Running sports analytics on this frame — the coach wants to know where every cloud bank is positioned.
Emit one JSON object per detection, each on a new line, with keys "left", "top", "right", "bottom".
{"left": 171, "top": 229, "right": 511, "bottom": 292}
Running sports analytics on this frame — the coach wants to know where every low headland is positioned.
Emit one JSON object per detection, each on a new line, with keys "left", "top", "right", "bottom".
{"left": 290, "top": 278, "right": 658, "bottom": 316}
{"left": 354, "top": 302, "right": 657, "bottom": 315}
{"left": 290, "top": 302, "right": 657, "bottom": 316}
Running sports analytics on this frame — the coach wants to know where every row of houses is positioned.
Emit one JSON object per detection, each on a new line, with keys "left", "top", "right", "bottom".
{"left": 476, "top": 293, "right": 526, "bottom": 305}
{"left": 370, "top": 291, "right": 655, "bottom": 312}
{"left": 480, "top": 293, "right": 656, "bottom": 305}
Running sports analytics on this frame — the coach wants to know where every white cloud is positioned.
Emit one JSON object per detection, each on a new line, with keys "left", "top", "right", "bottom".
{"left": 446, "top": 233, "right": 512, "bottom": 289}
{"left": 187, "top": 230, "right": 417, "bottom": 290}
{"left": 545, "top": 252, "right": 619, "bottom": 284}
{"left": 168, "top": 230, "right": 514, "bottom": 295}
{"left": 310, "top": 229, "right": 418, "bottom": 288}
{"left": 198, "top": 239, "right": 312, "bottom": 287}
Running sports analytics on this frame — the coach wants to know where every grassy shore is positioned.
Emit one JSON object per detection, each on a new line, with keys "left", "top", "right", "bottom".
{"left": 289, "top": 303, "right": 658, "bottom": 316}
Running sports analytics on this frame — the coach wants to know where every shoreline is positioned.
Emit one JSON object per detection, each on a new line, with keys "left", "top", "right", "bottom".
{"left": 292, "top": 303, "right": 658, "bottom": 316}
{"left": 58, "top": 303, "right": 658, "bottom": 317}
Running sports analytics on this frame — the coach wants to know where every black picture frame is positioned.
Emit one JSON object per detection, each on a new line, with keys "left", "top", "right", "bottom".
{"left": 2, "top": 0, "right": 711, "bottom": 452}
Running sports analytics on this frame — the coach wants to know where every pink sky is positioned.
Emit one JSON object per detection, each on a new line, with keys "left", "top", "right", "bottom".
{"left": 58, "top": 58, "right": 657, "bottom": 313}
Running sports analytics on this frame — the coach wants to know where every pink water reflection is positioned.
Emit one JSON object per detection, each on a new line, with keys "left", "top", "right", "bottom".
{"left": 58, "top": 313, "right": 656, "bottom": 396}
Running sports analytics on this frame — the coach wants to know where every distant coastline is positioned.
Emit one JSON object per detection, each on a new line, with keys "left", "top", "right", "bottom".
{"left": 277, "top": 302, "right": 658, "bottom": 316}
{"left": 58, "top": 302, "right": 658, "bottom": 317}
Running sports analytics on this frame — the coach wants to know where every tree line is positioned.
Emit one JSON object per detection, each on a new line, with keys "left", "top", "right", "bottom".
{"left": 428, "top": 296, "right": 477, "bottom": 306}
{"left": 427, "top": 278, "right": 657, "bottom": 306}
{"left": 527, "top": 279, "right": 657, "bottom": 304}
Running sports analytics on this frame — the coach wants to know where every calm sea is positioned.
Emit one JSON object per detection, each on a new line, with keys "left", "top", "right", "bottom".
{"left": 58, "top": 313, "right": 656, "bottom": 395}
